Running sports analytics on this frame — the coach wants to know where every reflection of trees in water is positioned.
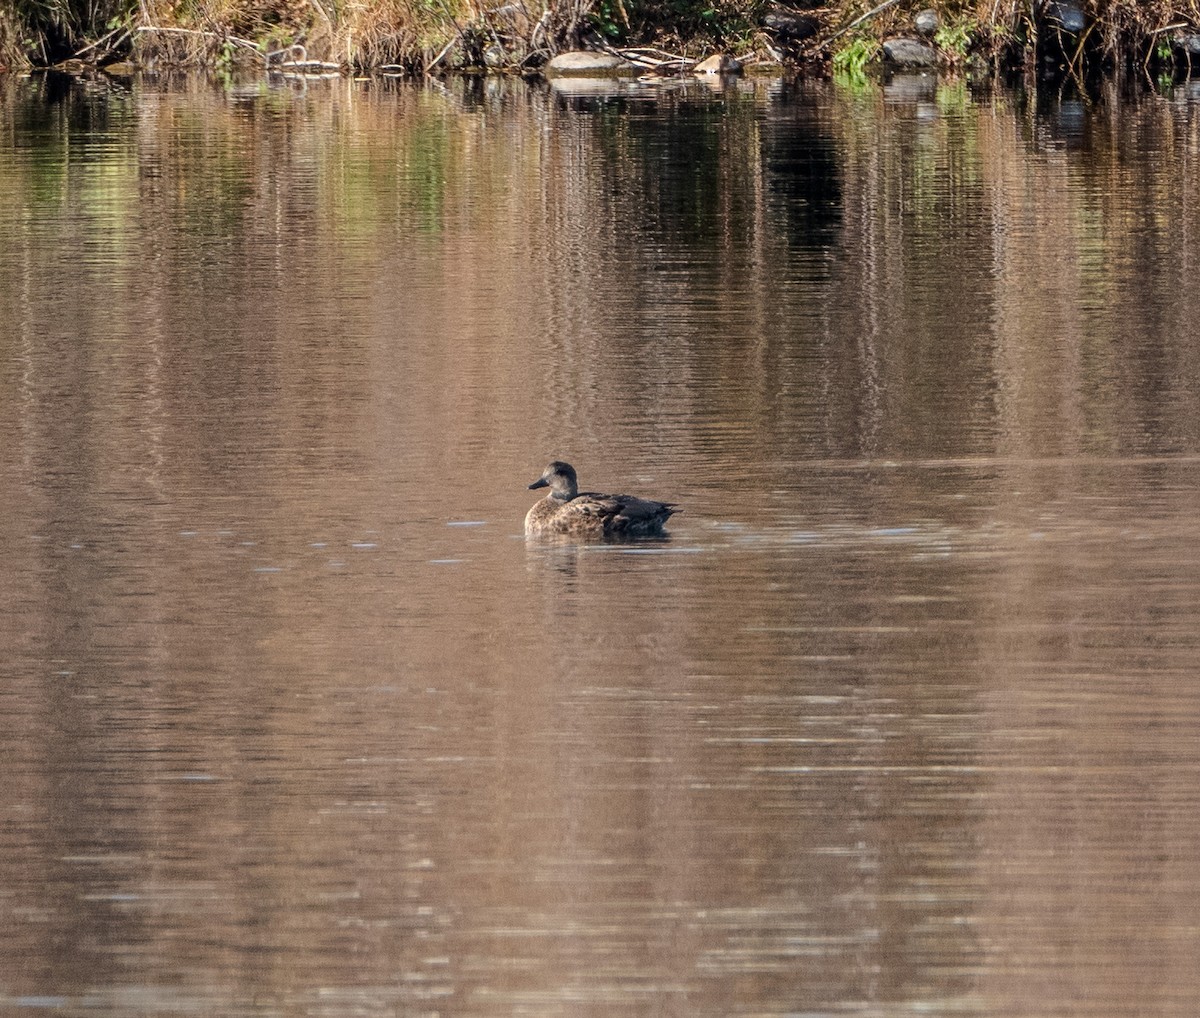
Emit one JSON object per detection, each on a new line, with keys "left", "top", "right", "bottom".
{"left": 761, "top": 85, "right": 843, "bottom": 254}
{"left": 558, "top": 81, "right": 842, "bottom": 255}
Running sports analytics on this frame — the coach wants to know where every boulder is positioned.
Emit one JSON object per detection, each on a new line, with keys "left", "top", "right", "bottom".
{"left": 914, "top": 8, "right": 940, "bottom": 38}
{"left": 1041, "top": 0, "right": 1086, "bottom": 35}
{"left": 1177, "top": 34, "right": 1200, "bottom": 57}
{"left": 761, "top": 8, "right": 820, "bottom": 43}
{"left": 693, "top": 53, "right": 742, "bottom": 75}
{"left": 543, "top": 51, "right": 636, "bottom": 77}
{"left": 882, "top": 37, "right": 938, "bottom": 69}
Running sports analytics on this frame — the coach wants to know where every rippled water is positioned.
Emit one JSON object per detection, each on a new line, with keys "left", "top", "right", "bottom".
{"left": 2, "top": 69, "right": 1200, "bottom": 1017}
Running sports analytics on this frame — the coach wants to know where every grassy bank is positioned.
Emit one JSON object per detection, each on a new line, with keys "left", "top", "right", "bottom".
{"left": 2, "top": 0, "right": 1199, "bottom": 78}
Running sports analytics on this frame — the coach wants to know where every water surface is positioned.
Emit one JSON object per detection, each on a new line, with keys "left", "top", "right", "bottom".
{"left": 2, "top": 69, "right": 1200, "bottom": 1017}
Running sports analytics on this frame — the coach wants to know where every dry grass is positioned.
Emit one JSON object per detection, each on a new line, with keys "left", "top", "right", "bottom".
{"left": 0, "top": 8, "right": 22, "bottom": 70}
{"left": 132, "top": 0, "right": 567, "bottom": 69}
{"left": 5, "top": 0, "right": 1200, "bottom": 72}
{"left": 811, "top": 0, "right": 1200, "bottom": 73}
{"left": 967, "top": 0, "right": 1200, "bottom": 62}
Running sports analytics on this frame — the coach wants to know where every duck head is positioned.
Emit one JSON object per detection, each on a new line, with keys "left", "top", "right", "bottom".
{"left": 528, "top": 461, "right": 579, "bottom": 500}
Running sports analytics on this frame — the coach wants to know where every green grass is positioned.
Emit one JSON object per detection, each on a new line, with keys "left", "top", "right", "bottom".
{"left": 832, "top": 34, "right": 879, "bottom": 82}
{"left": 934, "top": 19, "right": 975, "bottom": 63}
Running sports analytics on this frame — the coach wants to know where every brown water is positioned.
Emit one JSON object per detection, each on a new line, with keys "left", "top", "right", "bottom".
{"left": 2, "top": 69, "right": 1200, "bottom": 1017}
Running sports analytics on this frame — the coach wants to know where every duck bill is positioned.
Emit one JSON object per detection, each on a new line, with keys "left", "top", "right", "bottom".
{"left": 528, "top": 478, "right": 549, "bottom": 491}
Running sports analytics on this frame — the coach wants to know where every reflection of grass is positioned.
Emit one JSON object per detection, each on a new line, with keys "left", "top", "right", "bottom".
{"left": 298, "top": 97, "right": 467, "bottom": 241}
{"left": 832, "top": 65, "right": 871, "bottom": 92}
{"left": 935, "top": 80, "right": 969, "bottom": 113}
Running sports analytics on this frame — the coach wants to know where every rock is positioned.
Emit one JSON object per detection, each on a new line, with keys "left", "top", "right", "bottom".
{"left": 1041, "top": 1, "right": 1086, "bottom": 35}
{"left": 543, "top": 51, "right": 636, "bottom": 77}
{"left": 761, "top": 8, "right": 820, "bottom": 43}
{"left": 693, "top": 53, "right": 742, "bottom": 75}
{"left": 882, "top": 37, "right": 938, "bottom": 69}
{"left": 483, "top": 44, "right": 506, "bottom": 68}
{"left": 1177, "top": 34, "right": 1200, "bottom": 57}
{"left": 914, "top": 8, "right": 940, "bottom": 38}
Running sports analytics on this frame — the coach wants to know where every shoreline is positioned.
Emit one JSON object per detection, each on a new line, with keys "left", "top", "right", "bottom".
{"left": 4, "top": 2, "right": 1200, "bottom": 84}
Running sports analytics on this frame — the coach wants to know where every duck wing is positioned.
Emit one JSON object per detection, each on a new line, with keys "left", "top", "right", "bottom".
{"left": 614, "top": 494, "right": 676, "bottom": 520}
{"left": 562, "top": 492, "right": 624, "bottom": 520}
{"left": 571, "top": 491, "right": 676, "bottom": 535}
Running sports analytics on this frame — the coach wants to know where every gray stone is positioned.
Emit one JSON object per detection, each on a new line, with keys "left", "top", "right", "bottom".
{"left": 693, "top": 53, "right": 742, "bottom": 75}
{"left": 914, "top": 8, "right": 939, "bottom": 38}
{"left": 543, "top": 51, "right": 636, "bottom": 77}
{"left": 1178, "top": 34, "right": 1200, "bottom": 57}
{"left": 882, "top": 37, "right": 938, "bottom": 69}
{"left": 761, "top": 8, "right": 819, "bottom": 42}
{"left": 1042, "top": 1, "right": 1086, "bottom": 35}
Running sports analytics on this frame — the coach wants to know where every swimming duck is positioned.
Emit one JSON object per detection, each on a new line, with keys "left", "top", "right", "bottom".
{"left": 525, "top": 461, "right": 677, "bottom": 538}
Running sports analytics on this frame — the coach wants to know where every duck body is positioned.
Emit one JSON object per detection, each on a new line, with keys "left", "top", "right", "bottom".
{"left": 525, "top": 461, "right": 677, "bottom": 539}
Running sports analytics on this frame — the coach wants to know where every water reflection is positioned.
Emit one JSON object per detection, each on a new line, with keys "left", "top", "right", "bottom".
{"left": 2, "top": 71, "right": 1200, "bottom": 1017}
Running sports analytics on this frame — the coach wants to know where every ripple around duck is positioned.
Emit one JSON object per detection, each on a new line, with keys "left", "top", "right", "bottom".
{"left": 704, "top": 518, "right": 968, "bottom": 551}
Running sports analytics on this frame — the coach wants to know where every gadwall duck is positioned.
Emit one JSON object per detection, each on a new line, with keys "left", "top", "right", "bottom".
{"left": 525, "top": 461, "right": 677, "bottom": 538}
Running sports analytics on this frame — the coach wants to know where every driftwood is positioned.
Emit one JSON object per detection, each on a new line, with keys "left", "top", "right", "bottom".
{"left": 600, "top": 42, "right": 695, "bottom": 72}
{"left": 266, "top": 43, "right": 341, "bottom": 71}
{"left": 278, "top": 61, "right": 343, "bottom": 72}
{"left": 426, "top": 36, "right": 461, "bottom": 72}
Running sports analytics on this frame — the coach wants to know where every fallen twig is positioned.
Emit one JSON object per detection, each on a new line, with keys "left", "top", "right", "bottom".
{"left": 619, "top": 45, "right": 692, "bottom": 61}
{"left": 528, "top": 9, "right": 551, "bottom": 51}
{"left": 74, "top": 25, "right": 125, "bottom": 58}
{"left": 280, "top": 60, "right": 343, "bottom": 71}
{"left": 426, "top": 34, "right": 460, "bottom": 72}
{"left": 600, "top": 40, "right": 694, "bottom": 72}
{"left": 810, "top": 0, "right": 903, "bottom": 52}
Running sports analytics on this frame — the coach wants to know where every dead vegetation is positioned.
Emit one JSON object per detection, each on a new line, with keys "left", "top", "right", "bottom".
{"left": 2, "top": 0, "right": 1200, "bottom": 77}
